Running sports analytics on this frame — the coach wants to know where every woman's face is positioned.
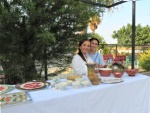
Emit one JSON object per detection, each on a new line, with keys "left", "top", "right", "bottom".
{"left": 90, "top": 40, "right": 99, "bottom": 51}
{"left": 80, "top": 41, "right": 91, "bottom": 54}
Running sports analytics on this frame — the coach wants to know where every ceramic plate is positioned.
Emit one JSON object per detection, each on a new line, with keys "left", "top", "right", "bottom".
{"left": 15, "top": 81, "right": 50, "bottom": 90}
{"left": 0, "top": 91, "right": 32, "bottom": 108}
{"left": 0, "top": 85, "right": 14, "bottom": 94}
{"left": 101, "top": 77, "right": 123, "bottom": 84}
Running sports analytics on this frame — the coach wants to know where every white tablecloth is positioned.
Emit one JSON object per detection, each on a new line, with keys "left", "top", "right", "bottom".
{"left": 1, "top": 73, "right": 150, "bottom": 113}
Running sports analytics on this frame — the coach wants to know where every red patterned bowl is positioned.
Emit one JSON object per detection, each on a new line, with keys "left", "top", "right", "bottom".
{"left": 125, "top": 69, "right": 139, "bottom": 76}
{"left": 99, "top": 68, "right": 112, "bottom": 77}
{"left": 112, "top": 71, "right": 124, "bottom": 78}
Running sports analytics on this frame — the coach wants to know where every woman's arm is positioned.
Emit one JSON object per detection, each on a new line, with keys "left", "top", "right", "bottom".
{"left": 98, "top": 53, "right": 105, "bottom": 66}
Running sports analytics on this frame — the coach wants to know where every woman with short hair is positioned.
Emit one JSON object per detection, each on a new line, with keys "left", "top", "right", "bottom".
{"left": 88, "top": 38, "right": 105, "bottom": 68}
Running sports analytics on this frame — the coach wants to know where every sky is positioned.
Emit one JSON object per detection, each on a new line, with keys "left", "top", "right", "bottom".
{"left": 88, "top": 0, "right": 150, "bottom": 44}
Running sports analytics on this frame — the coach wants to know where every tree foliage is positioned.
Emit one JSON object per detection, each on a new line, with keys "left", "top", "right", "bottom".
{"left": 139, "top": 50, "right": 150, "bottom": 71}
{"left": 0, "top": 0, "right": 107, "bottom": 84}
{"left": 112, "top": 24, "right": 150, "bottom": 45}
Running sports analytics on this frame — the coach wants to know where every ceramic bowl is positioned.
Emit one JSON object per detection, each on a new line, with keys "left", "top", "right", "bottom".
{"left": 111, "top": 63, "right": 125, "bottom": 78}
{"left": 112, "top": 71, "right": 124, "bottom": 78}
{"left": 99, "top": 68, "right": 112, "bottom": 77}
{"left": 111, "top": 63, "right": 125, "bottom": 71}
{"left": 125, "top": 69, "right": 139, "bottom": 76}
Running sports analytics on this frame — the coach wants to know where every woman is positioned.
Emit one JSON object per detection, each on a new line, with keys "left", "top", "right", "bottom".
{"left": 71, "top": 39, "right": 94, "bottom": 76}
{"left": 88, "top": 38, "right": 105, "bottom": 68}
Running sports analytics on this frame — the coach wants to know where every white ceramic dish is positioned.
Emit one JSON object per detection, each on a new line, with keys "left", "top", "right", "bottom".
{"left": 101, "top": 77, "right": 123, "bottom": 84}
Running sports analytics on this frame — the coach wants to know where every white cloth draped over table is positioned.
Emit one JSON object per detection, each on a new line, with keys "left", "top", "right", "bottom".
{"left": 2, "top": 73, "right": 150, "bottom": 113}
{"left": 71, "top": 54, "right": 93, "bottom": 76}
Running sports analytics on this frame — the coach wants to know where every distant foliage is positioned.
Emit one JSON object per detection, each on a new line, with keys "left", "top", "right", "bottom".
{"left": 139, "top": 50, "right": 150, "bottom": 71}
{"left": 112, "top": 24, "right": 150, "bottom": 45}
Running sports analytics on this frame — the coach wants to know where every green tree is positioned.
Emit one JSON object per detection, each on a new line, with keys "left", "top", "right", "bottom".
{"left": 0, "top": 0, "right": 105, "bottom": 84}
{"left": 112, "top": 24, "right": 150, "bottom": 45}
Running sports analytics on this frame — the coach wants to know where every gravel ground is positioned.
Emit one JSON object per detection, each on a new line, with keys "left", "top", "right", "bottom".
{"left": 139, "top": 71, "right": 150, "bottom": 76}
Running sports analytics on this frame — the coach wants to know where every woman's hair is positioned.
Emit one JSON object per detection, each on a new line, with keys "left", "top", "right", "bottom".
{"left": 78, "top": 38, "right": 90, "bottom": 62}
{"left": 89, "top": 38, "right": 100, "bottom": 45}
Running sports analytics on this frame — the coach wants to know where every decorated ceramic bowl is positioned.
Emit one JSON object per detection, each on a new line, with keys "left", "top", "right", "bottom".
{"left": 125, "top": 69, "right": 139, "bottom": 76}
{"left": 111, "top": 63, "right": 125, "bottom": 71}
{"left": 99, "top": 68, "right": 112, "bottom": 77}
{"left": 112, "top": 71, "right": 124, "bottom": 78}
{"left": 111, "top": 63, "right": 125, "bottom": 78}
